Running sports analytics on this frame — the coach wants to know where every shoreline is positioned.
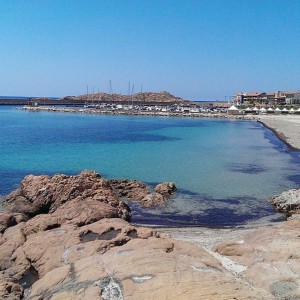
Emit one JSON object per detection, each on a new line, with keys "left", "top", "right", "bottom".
{"left": 145, "top": 213, "right": 287, "bottom": 249}
{"left": 257, "top": 120, "right": 298, "bottom": 150}
{"left": 254, "top": 114, "right": 300, "bottom": 150}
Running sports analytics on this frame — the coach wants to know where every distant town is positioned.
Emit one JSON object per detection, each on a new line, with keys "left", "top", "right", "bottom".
{"left": 2, "top": 90, "right": 300, "bottom": 117}
{"left": 233, "top": 90, "right": 300, "bottom": 106}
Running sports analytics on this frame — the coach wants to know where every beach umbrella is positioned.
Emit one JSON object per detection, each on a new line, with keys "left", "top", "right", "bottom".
{"left": 282, "top": 108, "right": 288, "bottom": 113}
{"left": 289, "top": 107, "right": 295, "bottom": 114}
{"left": 267, "top": 107, "right": 274, "bottom": 113}
{"left": 227, "top": 105, "right": 240, "bottom": 115}
{"left": 259, "top": 107, "right": 267, "bottom": 113}
{"left": 289, "top": 108, "right": 295, "bottom": 114}
{"left": 274, "top": 108, "right": 281, "bottom": 114}
{"left": 252, "top": 107, "right": 259, "bottom": 111}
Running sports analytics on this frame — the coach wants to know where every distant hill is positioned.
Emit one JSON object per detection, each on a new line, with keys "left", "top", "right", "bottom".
{"left": 61, "top": 91, "right": 186, "bottom": 104}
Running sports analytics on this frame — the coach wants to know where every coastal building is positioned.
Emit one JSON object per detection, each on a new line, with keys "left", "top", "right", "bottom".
{"left": 234, "top": 92, "right": 246, "bottom": 105}
{"left": 274, "top": 91, "right": 287, "bottom": 105}
{"left": 234, "top": 90, "right": 300, "bottom": 106}
{"left": 284, "top": 91, "right": 300, "bottom": 105}
{"left": 243, "top": 92, "right": 267, "bottom": 104}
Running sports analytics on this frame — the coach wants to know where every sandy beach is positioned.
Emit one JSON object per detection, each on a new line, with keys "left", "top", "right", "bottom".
{"left": 255, "top": 114, "right": 300, "bottom": 150}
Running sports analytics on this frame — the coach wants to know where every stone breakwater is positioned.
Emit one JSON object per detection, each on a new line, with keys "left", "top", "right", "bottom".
{"left": 0, "top": 171, "right": 300, "bottom": 299}
{"left": 20, "top": 106, "right": 253, "bottom": 120}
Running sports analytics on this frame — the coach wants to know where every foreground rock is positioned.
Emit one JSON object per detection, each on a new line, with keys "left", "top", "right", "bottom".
{"left": 108, "top": 179, "right": 176, "bottom": 207}
{"left": 270, "top": 188, "right": 300, "bottom": 216}
{"left": 1, "top": 171, "right": 299, "bottom": 299}
{"left": 1, "top": 214, "right": 270, "bottom": 299}
{"left": 26, "top": 237, "right": 268, "bottom": 300}
{"left": 3, "top": 172, "right": 176, "bottom": 221}
{"left": 3, "top": 171, "right": 130, "bottom": 220}
{"left": 212, "top": 219, "right": 300, "bottom": 299}
{"left": 0, "top": 212, "right": 28, "bottom": 234}
{"left": 0, "top": 272, "right": 23, "bottom": 300}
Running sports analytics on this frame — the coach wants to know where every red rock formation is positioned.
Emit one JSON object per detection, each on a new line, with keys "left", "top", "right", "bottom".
{"left": 0, "top": 212, "right": 27, "bottom": 234}
{"left": 108, "top": 179, "right": 176, "bottom": 207}
{"left": 3, "top": 171, "right": 130, "bottom": 221}
{"left": 2, "top": 171, "right": 298, "bottom": 299}
{"left": 63, "top": 91, "right": 185, "bottom": 104}
{"left": 154, "top": 182, "right": 177, "bottom": 196}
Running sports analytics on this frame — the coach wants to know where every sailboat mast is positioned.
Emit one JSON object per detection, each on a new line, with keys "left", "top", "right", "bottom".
{"left": 131, "top": 83, "right": 134, "bottom": 106}
{"left": 86, "top": 85, "right": 89, "bottom": 105}
{"left": 128, "top": 82, "right": 131, "bottom": 106}
{"left": 109, "top": 80, "right": 113, "bottom": 105}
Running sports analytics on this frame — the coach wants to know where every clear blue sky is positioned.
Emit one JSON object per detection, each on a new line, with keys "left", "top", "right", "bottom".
{"left": 0, "top": 0, "right": 299, "bottom": 100}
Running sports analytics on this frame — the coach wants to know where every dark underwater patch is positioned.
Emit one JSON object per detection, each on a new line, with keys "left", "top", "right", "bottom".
{"left": 175, "top": 189, "right": 200, "bottom": 196}
{"left": 215, "top": 198, "right": 240, "bottom": 205}
{"left": 286, "top": 174, "right": 300, "bottom": 185}
{"left": 228, "top": 163, "right": 266, "bottom": 174}
{"left": 130, "top": 207, "right": 260, "bottom": 227}
{"left": 201, "top": 207, "right": 253, "bottom": 226}
{"left": 129, "top": 198, "right": 276, "bottom": 227}
{"left": 0, "top": 170, "right": 32, "bottom": 196}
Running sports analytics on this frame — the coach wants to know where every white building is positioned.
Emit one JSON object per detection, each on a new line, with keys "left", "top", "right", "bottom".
{"left": 284, "top": 91, "right": 300, "bottom": 105}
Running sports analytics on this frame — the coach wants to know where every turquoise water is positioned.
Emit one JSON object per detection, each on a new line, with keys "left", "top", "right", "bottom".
{"left": 1, "top": 106, "right": 300, "bottom": 226}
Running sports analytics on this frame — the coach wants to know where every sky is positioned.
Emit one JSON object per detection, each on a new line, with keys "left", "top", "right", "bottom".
{"left": 0, "top": 0, "right": 300, "bottom": 101}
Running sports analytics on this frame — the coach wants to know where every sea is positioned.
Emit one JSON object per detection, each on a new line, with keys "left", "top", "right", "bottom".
{"left": 1, "top": 105, "right": 300, "bottom": 227}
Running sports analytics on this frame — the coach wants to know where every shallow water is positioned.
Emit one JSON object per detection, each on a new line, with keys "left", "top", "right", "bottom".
{"left": 0, "top": 106, "right": 299, "bottom": 226}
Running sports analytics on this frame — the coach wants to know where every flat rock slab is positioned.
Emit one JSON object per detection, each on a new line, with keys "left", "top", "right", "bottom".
{"left": 26, "top": 238, "right": 269, "bottom": 300}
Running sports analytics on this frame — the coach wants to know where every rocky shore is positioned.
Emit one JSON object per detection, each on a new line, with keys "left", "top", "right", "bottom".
{"left": 0, "top": 170, "right": 300, "bottom": 299}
